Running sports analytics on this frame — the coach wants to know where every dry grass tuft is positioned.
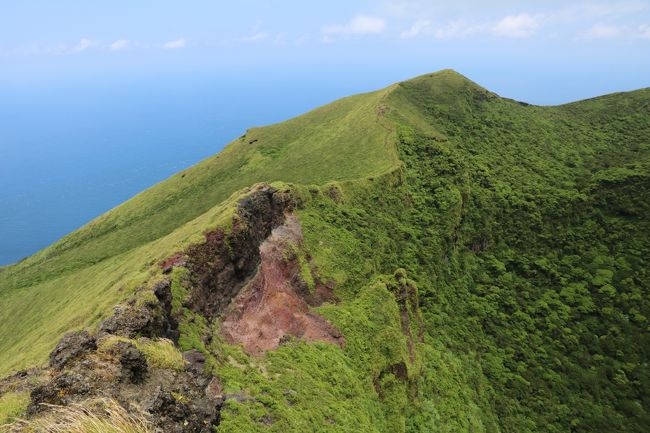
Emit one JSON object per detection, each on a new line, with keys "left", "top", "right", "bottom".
{"left": 137, "top": 338, "right": 186, "bottom": 370}
{"left": 4, "top": 398, "right": 152, "bottom": 433}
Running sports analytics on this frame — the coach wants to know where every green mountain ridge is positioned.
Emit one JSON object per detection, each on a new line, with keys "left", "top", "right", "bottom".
{"left": 1, "top": 69, "right": 649, "bottom": 432}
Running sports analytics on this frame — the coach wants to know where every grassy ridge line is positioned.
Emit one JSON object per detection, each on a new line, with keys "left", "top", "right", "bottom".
{"left": 0, "top": 82, "right": 399, "bottom": 376}
{"left": 2, "top": 69, "right": 646, "bottom": 376}
{"left": 0, "top": 85, "right": 398, "bottom": 292}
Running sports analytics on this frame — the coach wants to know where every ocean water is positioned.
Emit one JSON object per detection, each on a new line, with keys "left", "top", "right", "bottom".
{"left": 0, "top": 74, "right": 368, "bottom": 266}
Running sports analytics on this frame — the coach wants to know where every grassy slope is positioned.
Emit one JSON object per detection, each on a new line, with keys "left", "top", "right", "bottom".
{"left": 1, "top": 70, "right": 648, "bottom": 432}
{"left": 0, "top": 85, "right": 397, "bottom": 375}
{"left": 1, "top": 85, "right": 397, "bottom": 290}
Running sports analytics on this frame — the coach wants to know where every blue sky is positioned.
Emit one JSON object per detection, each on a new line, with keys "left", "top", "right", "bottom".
{"left": 1, "top": 0, "right": 649, "bottom": 104}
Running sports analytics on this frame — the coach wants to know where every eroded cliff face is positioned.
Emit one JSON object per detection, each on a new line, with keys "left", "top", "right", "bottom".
{"left": 3, "top": 184, "right": 349, "bottom": 432}
{"left": 183, "top": 185, "right": 291, "bottom": 319}
{"left": 220, "top": 215, "right": 344, "bottom": 355}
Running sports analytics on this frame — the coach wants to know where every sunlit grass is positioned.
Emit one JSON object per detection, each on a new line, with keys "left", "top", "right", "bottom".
{"left": 98, "top": 336, "right": 186, "bottom": 371}
{"left": 0, "top": 391, "right": 30, "bottom": 425}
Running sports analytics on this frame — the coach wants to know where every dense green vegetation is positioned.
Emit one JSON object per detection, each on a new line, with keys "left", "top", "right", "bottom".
{"left": 387, "top": 75, "right": 650, "bottom": 432}
{"left": 1, "top": 70, "right": 648, "bottom": 432}
{"left": 202, "top": 271, "right": 423, "bottom": 433}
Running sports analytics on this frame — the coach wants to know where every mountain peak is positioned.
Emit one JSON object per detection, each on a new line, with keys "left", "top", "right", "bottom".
{"left": 400, "top": 69, "right": 483, "bottom": 89}
{"left": 390, "top": 69, "right": 492, "bottom": 108}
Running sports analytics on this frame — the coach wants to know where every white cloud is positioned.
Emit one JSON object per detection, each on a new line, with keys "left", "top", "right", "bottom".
{"left": 239, "top": 32, "right": 269, "bottom": 42}
{"left": 432, "top": 13, "right": 539, "bottom": 41}
{"left": 389, "top": 2, "right": 649, "bottom": 42}
{"left": 639, "top": 24, "right": 650, "bottom": 38}
{"left": 581, "top": 24, "right": 621, "bottom": 39}
{"left": 401, "top": 19, "right": 432, "bottom": 39}
{"left": 109, "top": 39, "right": 129, "bottom": 51}
{"left": 435, "top": 20, "right": 485, "bottom": 40}
{"left": 163, "top": 37, "right": 186, "bottom": 49}
{"left": 293, "top": 35, "right": 309, "bottom": 45}
{"left": 43, "top": 43, "right": 66, "bottom": 55}
{"left": 322, "top": 15, "right": 386, "bottom": 36}
{"left": 46, "top": 38, "right": 94, "bottom": 55}
{"left": 71, "top": 38, "right": 93, "bottom": 52}
{"left": 493, "top": 13, "right": 539, "bottom": 38}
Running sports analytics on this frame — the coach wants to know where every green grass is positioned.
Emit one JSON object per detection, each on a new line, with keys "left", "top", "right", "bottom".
{"left": 1, "top": 69, "right": 649, "bottom": 432}
{"left": 98, "top": 336, "right": 187, "bottom": 371}
{"left": 0, "top": 185, "right": 243, "bottom": 374}
{"left": 0, "top": 391, "right": 30, "bottom": 425}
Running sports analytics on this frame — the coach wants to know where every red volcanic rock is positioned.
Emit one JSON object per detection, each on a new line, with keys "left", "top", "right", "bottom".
{"left": 220, "top": 215, "right": 343, "bottom": 355}
{"left": 160, "top": 252, "right": 186, "bottom": 273}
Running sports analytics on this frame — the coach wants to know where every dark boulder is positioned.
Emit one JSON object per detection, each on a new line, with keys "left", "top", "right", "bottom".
{"left": 118, "top": 343, "right": 148, "bottom": 384}
{"left": 153, "top": 279, "right": 180, "bottom": 341}
{"left": 49, "top": 331, "right": 96, "bottom": 370}
{"left": 144, "top": 384, "right": 222, "bottom": 433}
{"left": 29, "top": 371, "right": 94, "bottom": 412}
{"left": 99, "top": 302, "right": 165, "bottom": 339}
{"left": 98, "top": 283, "right": 179, "bottom": 341}
{"left": 183, "top": 349, "right": 206, "bottom": 375}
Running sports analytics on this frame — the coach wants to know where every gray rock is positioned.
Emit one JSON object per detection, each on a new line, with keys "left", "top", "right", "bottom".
{"left": 49, "top": 331, "right": 96, "bottom": 370}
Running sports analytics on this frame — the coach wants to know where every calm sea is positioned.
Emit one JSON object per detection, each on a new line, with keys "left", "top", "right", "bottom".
{"left": 0, "top": 75, "right": 359, "bottom": 265}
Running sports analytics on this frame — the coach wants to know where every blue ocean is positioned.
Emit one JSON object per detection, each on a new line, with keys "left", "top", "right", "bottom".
{"left": 0, "top": 74, "right": 372, "bottom": 265}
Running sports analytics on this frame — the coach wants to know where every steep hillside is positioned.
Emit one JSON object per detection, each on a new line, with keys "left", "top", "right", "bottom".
{"left": 1, "top": 70, "right": 648, "bottom": 433}
{"left": 0, "top": 85, "right": 398, "bottom": 374}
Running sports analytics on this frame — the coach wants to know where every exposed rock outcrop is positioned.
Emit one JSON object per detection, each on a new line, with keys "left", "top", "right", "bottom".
{"left": 184, "top": 184, "right": 294, "bottom": 319}
{"left": 49, "top": 330, "right": 96, "bottom": 370}
{"left": 390, "top": 269, "right": 425, "bottom": 363}
{"left": 372, "top": 270, "right": 425, "bottom": 401}
{"left": 5, "top": 184, "right": 341, "bottom": 432}
{"left": 98, "top": 280, "right": 176, "bottom": 340}
{"left": 221, "top": 215, "right": 343, "bottom": 354}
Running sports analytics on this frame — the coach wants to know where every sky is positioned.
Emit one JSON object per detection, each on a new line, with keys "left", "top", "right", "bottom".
{"left": 0, "top": 0, "right": 649, "bottom": 104}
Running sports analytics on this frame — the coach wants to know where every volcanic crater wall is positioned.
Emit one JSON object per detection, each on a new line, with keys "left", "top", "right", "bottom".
{"left": 2, "top": 184, "right": 345, "bottom": 432}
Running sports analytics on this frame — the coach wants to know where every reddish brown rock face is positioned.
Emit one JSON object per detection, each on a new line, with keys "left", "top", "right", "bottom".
{"left": 160, "top": 252, "right": 186, "bottom": 273}
{"left": 220, "top": 215, "right": 343, "bottom": 355}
